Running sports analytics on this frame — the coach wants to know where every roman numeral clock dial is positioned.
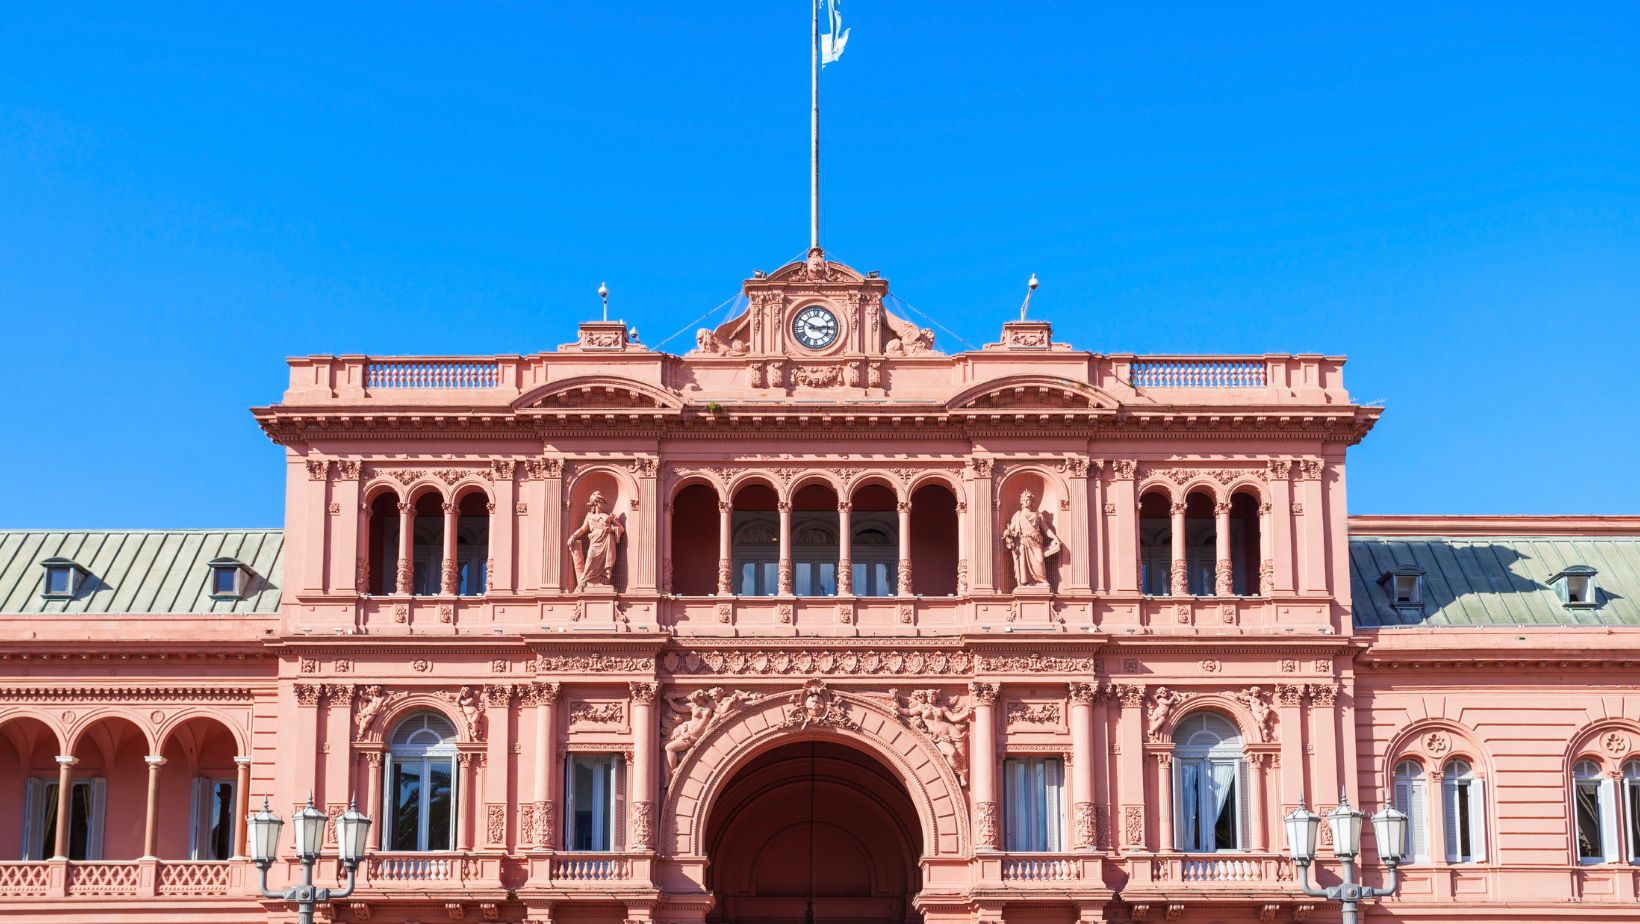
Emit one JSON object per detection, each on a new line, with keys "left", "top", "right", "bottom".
{"left": 791, "top": 305, "right": 839, "bottom": 349}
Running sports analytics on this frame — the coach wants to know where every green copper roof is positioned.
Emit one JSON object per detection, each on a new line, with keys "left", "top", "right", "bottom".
{"left": 0, "top": 529, "right": 283, "bottom": 615}
{"left": 1350, "top": 534, "right": 1640, "bottom": 628}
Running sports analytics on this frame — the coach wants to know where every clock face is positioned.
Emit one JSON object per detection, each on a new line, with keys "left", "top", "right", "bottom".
{"left": 791, "top": 305, "right": 840, "bottom": 349}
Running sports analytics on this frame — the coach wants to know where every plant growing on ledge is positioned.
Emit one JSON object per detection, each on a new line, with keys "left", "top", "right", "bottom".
{"left": 705, "top": 402, "right": 724, "bottom": 414}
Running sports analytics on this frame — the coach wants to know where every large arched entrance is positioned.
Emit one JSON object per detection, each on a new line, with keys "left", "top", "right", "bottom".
{"left": 704, "top": 740, "right": 923, "bottom": 924}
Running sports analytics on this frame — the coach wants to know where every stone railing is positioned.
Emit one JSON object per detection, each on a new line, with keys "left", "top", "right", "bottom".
{"left": 155, "top": 861, "right": 233, "bottom": 895}
{"left": 0, "top": 862, "right": 51, "bottom": 897}
{"left": 1147, "top": 853, "right": 1294, "bottom": 886}
{"left": 549, "top": 853, "right": 632, "bottom": 883}
{"left": 65, "top": 861, "right": 142, "bottom": 896}
{"left": 1001, "top": 854, "right": 1084, "bottom": 882}
{"left": 367, "top": 854, "right": 459, "bottom": 882}
{"left": 365, "top": 359, "right": 500, "bottom": 390}
{"left": 1129, "top": 358, "right": 1269, "bottom": 389}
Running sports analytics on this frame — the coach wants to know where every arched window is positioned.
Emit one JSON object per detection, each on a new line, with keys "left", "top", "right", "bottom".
{"left": 1441, "top": 759, "right": 1486, "bottom": 863}
{"left": 411, "top": 493, "right": 444, "bottom": 596}
{"left": 384, "top": 713, "right": 458, "bottom": 852}
{"left": 1138, "top": 491, "right": 1172, "bottom": 596}
{"left": 791, "top": 483, "right": 840, "bottom": 597}
{"left": 366, "top": 492, "right": 401, "bottom": 595}
{"left": 1173, "top": 712, "right": 1246, "bottom": 852}
{"left": 1184, "top": 491, "right": 1215, "bottom": 595}
{"left": 909, "top": 483, "right": 959, "bottom": 596}
{"left": 1228, "top": 490, "right": 1262, "bottom": 595}
{"left": 1574, "top": 759, "right": 1615, "bottom": 863}
{"left": 455, "top": 491, "right": 489, "bottom": 596}
{"left": 730, "top": 483, "right": 779, "bottom": 596}
{"left": 669, "top": 484, "right": 721, "bottom": 596}
{"left": 851, "top": 484, "right": 899, "bottom": 597}
{"left": 1391, "top": 760, "right": 1428, "bottom": 863}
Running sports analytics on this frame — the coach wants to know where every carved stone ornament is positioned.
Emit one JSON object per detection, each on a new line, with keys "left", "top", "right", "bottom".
{"left": 1236, "top": 686, "right": 1276, "bottom": 741}
{"left": 783, "top": 679, "right": 857, "bottom": 730}
{"left": 1425, "top": 732, "right": 1452, "bottom": 755}
{"left": 662, "top": 647, "right": 973, "bottom": 677}
{"left": 567, "top": 490, "right": 624, "bottom": 592}
{"left": 449, "top": 686, "right": 484, "bottom": 740}
{"left": 1073, "top": 802, "right": 1096, "bottom": 850}
{"left": 1005, "top": 701, "right": 1063, "bottom": 727}
{"left": 352, "top": 685, "right": 404, "bottom": 740}
{"left": 568, "top": 701, "right": 625, "bottom": 726}
{"left": 975, "top": 653, "right": 1095, "bottom": 674}
{"left": 975, "top": 800, "right": 1000, "bottom": 850}
{"left": 890, "top": 688, "right": 973, "bottom": 786}
{"left": 663, "top": 687, "right": 763, "bottom": 771}
{"left": 630, "top": 800, "right": 656, "bottom": 851}
{"left": 1124, "top": 805, "right": 1144, "bottom": 846}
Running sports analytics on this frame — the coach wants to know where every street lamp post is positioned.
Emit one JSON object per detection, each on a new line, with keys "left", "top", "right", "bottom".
{"left": 1283, "top": 791, "right": 1407, "bottom": 924}
{"left": 247, "top": 794, "right": 372, "bottom": 924}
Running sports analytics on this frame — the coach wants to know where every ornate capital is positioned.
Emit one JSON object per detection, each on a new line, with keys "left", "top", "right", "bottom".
{"left": 968, "top": 681, "right": 999, "bottom": 706}
{"left": 1068, "top": 682, "right": 1099, "bottom": 706}
{"left": 628, "top": 682, "right": 658, "bottom": 706}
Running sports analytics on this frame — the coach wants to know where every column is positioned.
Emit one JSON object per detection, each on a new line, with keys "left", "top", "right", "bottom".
{"left": 1169, "top": 500, "right": 1187, "bottom": 596}
{"left": 632, "top": 459, "right": 659, "bottom": 592}
{"left": 1267, "top": 462, "right": 1295, "bottom": 594}
{"left": 969, "top": 682, "right": 999, "bottom": 850}
{"left": 837, "top": 501, "right": 854, "bottom": 595}
{"left": 1108, "top": 462, "right": 1138, "bottom": 594}
{"left": 955, "top": 498, "right": 970, "bottom": 595}
{"left": 532, "top": 682, "right": 561, "bottom": 848}
{"left": 362, "top": 753, "right": 383, "bottom": 829}
{"left": 299, "top": 462, "right": 327, "bottom": 594}
{"left": 1245, "top": 752, "right": 1268, "bottom": 851}
{"left": 142, "top": 756, "right": 166, "bottom": 858}
{"left": 542, "top": 461, "right": 564, "bottom": 591}
{"left": 456, "top": 754, "right": 477, "bottom": 851}
{"left": 629, "top": 683, "right": 658, "bottom": 851}
{"left": 1298, "top": 462, "right": 1328, "bottom": 594}
{"left": 233, "top": 757, "right": 252, "bottom": 858}
{"left": 484, "top": 686, "right": 512, "bottom": 848}
{"left": 1114, "top": 686, "right": 1145, "bottom": 851}
{"left": 896, "top": 499, "right": 912, "bottom": 594}
{"left": 970, "top": 460, "right": 996, "bottom": 593}
{"left": 717, "top": 501, "right": 733, "bottom": 595}
{"left": 332, "top": 472, "right": 362, "bottom": 595}
{"left": 1069, "top": 684, "right": 1096, "bottom": 850}
{"left": 491, "top": 471, "right": 517, "bottom": 593}
{"left": 1274, "top": 685, "right": 1306, "bottom": 809}
{"left": 1214, "top": 501, "right": 1232, "bottom": 596}
{"left": 53, "top": 756, "right": 77, "bottom": 859}
{"left": 1066, "top": 460, "right": 1091, "bottom": 593}
{"left": 441, "top": 501, "right": 459, "bottom": 594}
{"left": 395, "top": 500, "right": 414, "bottom": 594}
{"left": 1309, "top": 684, "right": 1340, "bottom": 815}
{"left": 777, "top": 500, "right": 793, "bottom": 595}
{"left": 1155, "top": 755, "right": 1174, "bottom": 851}
{"left": 1090, "top": 686, "right": 1111, "bottom": 849}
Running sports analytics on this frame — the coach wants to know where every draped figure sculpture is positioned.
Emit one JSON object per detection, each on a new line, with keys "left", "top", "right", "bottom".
{"left": 567, "top": 490, "right": 624, "bottom": 592}
{"left": 1002, "top": 489, "right": 1062, "bottom": 588}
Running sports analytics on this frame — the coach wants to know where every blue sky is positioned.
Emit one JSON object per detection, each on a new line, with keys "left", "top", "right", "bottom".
{"left": 2, "top": 3, "right": 1636, "bottom": 527}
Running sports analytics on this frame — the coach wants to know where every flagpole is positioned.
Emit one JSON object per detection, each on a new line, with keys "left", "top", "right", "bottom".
{"left": 810, "top": 0, "right": 820, "bottom": 251}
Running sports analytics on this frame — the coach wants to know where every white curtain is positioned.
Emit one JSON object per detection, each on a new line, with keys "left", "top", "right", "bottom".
{"left": 1208, "top": 761, "right": 1239, "bottom": 850}
{"left": 1178, "top": 762, "right": 1201, "bottom": 851}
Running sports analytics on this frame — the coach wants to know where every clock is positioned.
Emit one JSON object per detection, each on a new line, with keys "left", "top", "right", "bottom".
{"left": 791, "top": 305, "right": 839, "bottom": 350}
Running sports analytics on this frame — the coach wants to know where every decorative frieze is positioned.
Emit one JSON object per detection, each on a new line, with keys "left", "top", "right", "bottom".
{"left": 662, "top": 648, "right": 973, "bottom": 676}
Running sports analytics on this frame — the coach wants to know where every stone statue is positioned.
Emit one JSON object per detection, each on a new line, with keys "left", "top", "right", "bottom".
{"left": 891, "top": 688, "right": 973, "bottom": 786}
{"left": 1239, "top": 686, "right": 1275, "bottom": 740}
{"left": 454, "top": 685, "right": 482, "bottom": 740}
{"left": 1002, "top": 489, "right": 1062, "bottom": 588}
{"left": 567, "top": 490, "right": 624, "bottom": 592}
{"left": 1146, "top": 686, "right": 1186, "bottom": 741}
{"left": 664, "top": 687, "right": 760, "bottom": 770}
{"left": 354, "top": 685, "right": 389, "bottom": 738}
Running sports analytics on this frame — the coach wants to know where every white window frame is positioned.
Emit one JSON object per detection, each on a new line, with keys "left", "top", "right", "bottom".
{"left": 1623, "top": 761, "right": 1640, "bottom": 864}
{"left": 1574, "top": 759, "right": 1615, "bottom": 864}
{"left": 1392, "top": 760, "right": 1428, "bottom": 864}
{"left": 189, "top": 776, "right": 238, "bottom": 860}
{"left": 382, "top": 714, "right": 460, "bottom": 852}
{"left": 850, "top": 516, "right": 897, "bottom": 597}
{"left": 1440, "top": 759, "right": 1486, "bottom": 864}
{"left": 21, "top": 777, "right": 105, "bottom": 860}
{"left": 565, "top": 754, "right": 626, "bottom": 852}
{"left": 1003, "top": 757, "right": 1064, "bottom": 852}
{"left": 1173, "top": 713, "right": 1247, "bottom": 853}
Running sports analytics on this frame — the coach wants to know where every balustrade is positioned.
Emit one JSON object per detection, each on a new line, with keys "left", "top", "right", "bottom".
{"left": 550, "top": 853, "right": 632, "bottom": 882}
{"left": 1129, "top": 358, "right": 1269, "bottom": 389}
{"left": 0, "top": 862, "right": 50, "bottom": 897}
{"left": 365, "top": 359, "right": 500, "bottom": 390}
{"left": 64, "top": 861, "right": 142, "bottom": 896}
{"left": 1000, "top": 854, "right": 1083, "bottom": 882}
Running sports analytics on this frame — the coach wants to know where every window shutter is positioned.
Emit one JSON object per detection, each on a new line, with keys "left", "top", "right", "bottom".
{"left": 1600, "top": 779, "right": 1620, "bottom": 862}
{"left": 380, "top": 755, "right": 393, "bottom": 850}
{"left": 564, "top": 761, "right": 576, "bottom": 850}
{"left": 88, "top": 779, "right": 107, "bottom": 861}
{"left": 188, "top": 777, "right": 204, "bottom": 859}
{"left": 21, "top": 779, "right": 42, "bottom": 860}
{"left": 1237, "top": 760, "right": 1251, "bottom": 851}
{"left": 1443, "top": 776, "right": 1461, "bottom": 862}
{"left": 1468, "top": 778, "right": 1487, "bottom": 864}
{"left": 1628, "top": 781, "right": 1640, "bottom": 863}
{"left": 1410, "top": 777, "right": 1428, "bottom": 863}
{"left": 613, "top": 756, "right": 627, "bottom": 852}
{"left": 1173, "top": 760, "right": 1187, "bottom": 852}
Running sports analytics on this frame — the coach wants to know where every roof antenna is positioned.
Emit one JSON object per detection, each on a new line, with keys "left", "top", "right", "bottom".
{"left": 598, "top": 282, "right": 610, "bottom": 322}
{"left": 1019, "top": 273, "right": 1039, "bottom": 321}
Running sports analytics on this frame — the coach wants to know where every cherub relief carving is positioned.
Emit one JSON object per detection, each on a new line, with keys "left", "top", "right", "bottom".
{"left": 353, "top": 685, "right": 401, "bottom": 740}
{"left": 1238, "top": 686, "right": 1276, "bottom": 740}
{"left": 452, "top": 685, "right": 484, "bottom": 740}
{"left": 1146, "top": 686, "right": 1187, "bottom": 742}
{"left": 890, "top": 687, "right": 973, "bottom": 786}
{"left": 1002, "top": 489, "right": 1062, "bottom": 588}
{"left": 663, "top": 687, "right": 761, "bottom": 771}
{"left": 568, "top": 490, "right": 624, "bottom": 592}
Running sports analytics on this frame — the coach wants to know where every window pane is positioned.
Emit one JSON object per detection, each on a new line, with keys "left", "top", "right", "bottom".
{"left": 39, "top": 782, "right": 59, "bottom": 860}
{"left": 1576, "top": 781, "right": 1603, "bottom": 859}
{"left": 392, "top": 762, "right": 423, "bottom": 851}
{"left": 1629, "top": 780, "right": 1640, "bottom": 861}
{"left": 213, "top": 568, "right": 236, "bottom": 594}
{"left": 209, "top": 781, "right": 234, "bottom": 860}
{"left": 570, "top": 757, "right": 614, "bottom": 851}
{"left": 68, "top": 783, "right": 91, "bottom": 861}
{"left": 45, "top": 568, "right": 70, "bottom": 594}
{"left": 1179, "top": 761, "right": 1202, "bottom": 850}
{"left": 1455, "top": 782, "right": 1472, "bottom": 860}
{"left": 795, "top": 562, "right": 813, "bottom": 596}
{"left": 738, "top": 562, "right": 756, "bottom": 595}
{"left": 1212, "top": 767, "right": 1238, "bottom": 851}
{"left": 427, "top": 762, "right": 453, "bottom": 851}
{"left": 817, "top": 562, "right": 836, "bottom": 596}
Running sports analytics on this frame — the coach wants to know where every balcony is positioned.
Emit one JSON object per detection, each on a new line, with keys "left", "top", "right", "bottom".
{"left": 972, "top": 853, "right": 1110, "bottom": 900}
{"left": 1122, "top": 851, "right": 1295, "bottom": 899}
{"left": 0, "top": 859, "right": 246, "bottom": 900}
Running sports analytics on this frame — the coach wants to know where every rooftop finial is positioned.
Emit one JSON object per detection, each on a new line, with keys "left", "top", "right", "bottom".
{"left": 598, "top": 281, "right": 609, "bottom": 322}
{"left": 1020, "top": 273, "right": 1039, "bottom": 321}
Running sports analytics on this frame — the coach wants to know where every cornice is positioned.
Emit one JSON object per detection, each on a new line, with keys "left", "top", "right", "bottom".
{"left": 0, "top": 686, "right": 260, "bottom": 702}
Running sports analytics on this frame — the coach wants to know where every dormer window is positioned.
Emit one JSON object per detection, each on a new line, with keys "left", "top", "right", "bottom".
{"left": 1378, "top": 565, "right": 1425, "bottom": 609}
{"left": 208, "top": 558, "right": 253, "bottom": 600}
{"left": 1550, "top": 565, "right": 1599, "bottom": 608}
{"left": 40, "top": 557, "right": 88, "bottom": 600}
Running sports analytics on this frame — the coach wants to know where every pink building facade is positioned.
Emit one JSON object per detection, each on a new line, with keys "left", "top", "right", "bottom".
{"left": 3, "top": 251, "right": 1638, "bottom": 923}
